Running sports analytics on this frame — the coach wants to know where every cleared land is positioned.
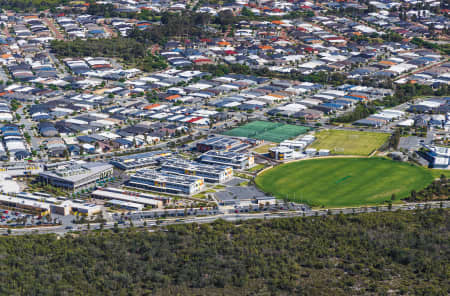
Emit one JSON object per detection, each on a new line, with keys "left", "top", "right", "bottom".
{"left": 255, "top": 158, "right": 433, "bottom": 208}
{"left": 310, "top": 130, "right": 390, "bottom": 156}
{"left": 224, "top": 121, "right": 310, "bottom": 143}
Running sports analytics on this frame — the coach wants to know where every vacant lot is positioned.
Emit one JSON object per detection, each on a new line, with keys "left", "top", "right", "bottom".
{"left": 310, "top": 130, "right": 390, "bottom": 156}
{"left": 255, "top": 158, "right": 433, "bottom": 208}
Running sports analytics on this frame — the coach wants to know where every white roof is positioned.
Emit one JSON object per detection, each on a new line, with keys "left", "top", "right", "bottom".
{"left": 82, "top": 143, "right": 95, "bottom": 149}
{"left": 0, "top": 194, "right": 50, "bottom": 210}
{"left": 92, "top": 119, "right": 115, "bottom": 127}
{"left": 375, "top": 112, "right": 401, "bottom": 120}
{"left": 321, "top": 90, "right": 346, "bottom": 97}
{"left": 223, "top": 101, "right": 241, "bottom": 108}
{"left": 0, "top": 113, "right": 13, "bottom": 121}
{"left": 192, "top": 110, "right": 218, "bottom": 117}
{"left": 5, "top": 141, "right": 26, "bottom": 150}
{"left": 389, "top": 63, "right": 417, "bottom": 74}
{"left": 88, "top": 112, "right": 109, "bottom": 119}
{"left": 192, "top": 118, "right": 209, "bottom": 125}
{"left": 299, "top": 98, "right": 321, "bottom": 106}
{"left": 150, "top": 113, "right": 170, "bottom": 119}
{"left": 353, "top": 25, "right": 377, "bottom": 33}
{"left": 397, "top": 119, "right": 414, "bottom": 127}
{"left": 188, "top": 83, "right": 211, "bottom": 90}
{"left": 278, "top": 103, "right": 307, "bottom": 112}
{"left": 382, "top": 109, "right": 405, "bottom": 116}
{"left": 419, "top": 100, "right": 441, "bottom": 108}
{"left": 66, "top": 118, "right": 88, "bottom": 125}
{"left": 299, "top": 60, "right": 325, "bottom": 69}
{"left": 98, "top": 131, "right": 121, "bottom": 139}
{"left": 168, "top": 114, "right": 185, "bottom": 121}
{"left": 5, "top": 84, "right": 22, "bottom": 91}
{"left": 314, "top": 94, "right": 335, "bottom": 101}
{"left": 285, "top": 87, "right": 308, "bottom": 94}
{"left": 245, "top": 100, "right": 266, "bottom": 106}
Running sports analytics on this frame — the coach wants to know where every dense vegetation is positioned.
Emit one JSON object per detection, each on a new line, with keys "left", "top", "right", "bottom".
{"left": 0, "top": 210, "right": 448, "bottom": 295}
{"left": 382, "top": 83, "right": 449, "bottom": 107}
{"left": 51, "top": 38, "right": 167, "bottom": 71}
{"left": 195, "top": 63, "right": 355, "bottom": 86}
{"left": 51, "top": 38, "right": 146, "bottom": 61}
{"left": 50, "top": 12, "right": 218, "bottom": 57}
{"left": 86, "top": 3, "right": 160, "bottom": 21}
{"left": 139, "top": 54, "right": 168, "bottom": 73}
{"left": 411, "top": 37, "right": 450, "bottom": 55}
{"left": 405, "top": 175, "right": 449, "bottom": 202}
{"left": 50, "top": 11, "right": 220, "bottom": 70}
{"left": 128, "top": 12, "right": 216, "bottom": 46}
{"left": 388, "top": 128, "right": 401, "bottom": 149}
{"left": 332, "top": 102, "right": 376, "bottom": 123}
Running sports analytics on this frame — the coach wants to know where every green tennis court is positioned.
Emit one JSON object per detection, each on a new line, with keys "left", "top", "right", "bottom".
{"left": 223, "top": 121, "right": 311, "bottom": 143}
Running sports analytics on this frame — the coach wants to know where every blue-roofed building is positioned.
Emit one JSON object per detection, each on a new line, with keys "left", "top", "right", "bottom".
{"left": 39, "top": 122, "right": 58, "bottom": 137}
{"left": 3, "top": 131, "right": 21, "bottom": 137}
{"left": 321, "top": 103, "right": 344, "bottom": 110}
{"left": 77, "top": 135, "right": 98, "bottom": 144}
{"left": 336, "top": 84, "right": 355, "bottom": 91}
{"left": 0, "top": 125, "right": 20, "bottom": 133}
{"left": 68, "top": 144, "right": 81, "bottom": 156}
{"left": 32, "top": 113, "right": 52, "bottom": 121}
{"left": 344, "top": 95, "right": 364, "bottom": 102}
{"left": 334, "top": 99, "right": 354, "bottom": 107}
{"left": 113, "top": 138, "right": 134, "bottom": 149}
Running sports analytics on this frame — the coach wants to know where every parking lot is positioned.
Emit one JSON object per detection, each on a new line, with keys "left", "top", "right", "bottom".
{"left": 113, "top": 207, "right": 222, "bottom": 221}
{"left": 0, "top": 209, "right": 56, "bottom": 227}
{"left": 215, "top": 185, "right": 268, "bottom": 203}
{"left": 230, "top": 203, "right": 309, "bottom": 214}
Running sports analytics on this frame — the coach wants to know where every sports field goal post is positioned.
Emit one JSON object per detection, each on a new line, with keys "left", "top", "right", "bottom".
{"left": 335, "top": 147, "right": 345, "bottom": 153}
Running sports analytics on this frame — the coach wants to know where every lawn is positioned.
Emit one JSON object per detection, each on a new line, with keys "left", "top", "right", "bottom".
{"left": 429, "top": 169, "right": 450, "bottom": 179}
{"left": 310, "top": 130, "right": 390, "bottom": 156}
{"left": 248, "top": 163, "right": 266, "bottom": 172}
{"left": 255, "top": 158, "right": 433, "bottom": 208}
{"left": 252, "top": 143, "right": 277, "bottom": 154}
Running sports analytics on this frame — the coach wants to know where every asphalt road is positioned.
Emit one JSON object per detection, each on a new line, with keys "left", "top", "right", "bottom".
{"left": 3, "top": 200, "right": 448, "bottom": 236}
